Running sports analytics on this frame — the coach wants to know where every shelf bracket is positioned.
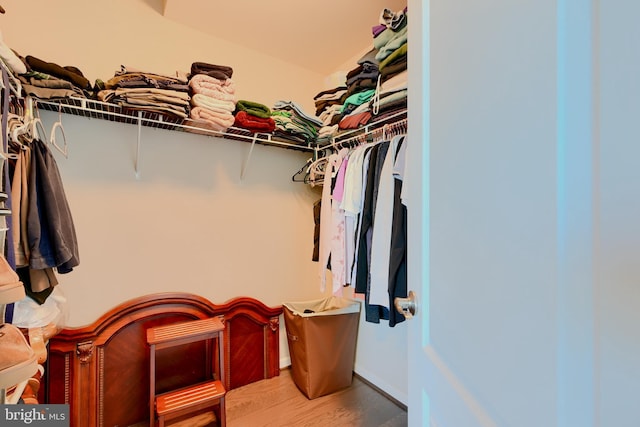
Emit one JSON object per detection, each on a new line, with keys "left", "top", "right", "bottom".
{"left": 240, "top": 134, "right": 258, "bottom": 181}
{"left": 135, "top": 110, "right": 142, "bottom": 178}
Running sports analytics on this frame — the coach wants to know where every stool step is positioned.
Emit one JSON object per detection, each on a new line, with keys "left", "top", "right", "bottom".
{"left": 147, "top": 317, "right": 224, "bottom": 346}
{"left": 156, "top": 380, "right": 226, "bottom": 416}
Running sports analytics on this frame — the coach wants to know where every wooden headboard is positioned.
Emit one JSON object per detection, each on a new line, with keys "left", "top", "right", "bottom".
{"left": 45, "top": 293, "right": 282, "bottom": 427}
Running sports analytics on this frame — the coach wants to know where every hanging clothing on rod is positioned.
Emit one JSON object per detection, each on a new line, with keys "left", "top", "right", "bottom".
{"left": 315, "top": 124, "right": 408, "bottom": 327}
{"left": 0, "top": 81, "right": 80, "bottom": 304}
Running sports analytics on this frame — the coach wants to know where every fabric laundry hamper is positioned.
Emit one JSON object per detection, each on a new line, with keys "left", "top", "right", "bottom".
{"left": 283, "top": 296, "right": 361, "bottom": 399}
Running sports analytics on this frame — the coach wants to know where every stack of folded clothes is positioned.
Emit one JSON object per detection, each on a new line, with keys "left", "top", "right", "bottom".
{"left": 271, "top": 100, "right": 323, "bottom": 145}
{"left": 97, "top": 65, "right": 191, "bottom": 120}
{"left": 314, "top": 86, "right": 347, "bottom": 120}
{"left": 345, "top": 53, "right": 380, "bottom": 98}
{"left": 374, "top": 7, "right": 408, "bottom": 84}
{"left": 333, "top": 47, "right": 383, "bottom": 131}
{"left": 316, "top": 124, "right": 339, "bottom": 146}
{"left": 233, "top": 100, "right": 275, "bottom": 133}
{"left": 371, "top": 69, "right": 407, "bottom": 119}
{"left": 185, "top": 62, "right": 236, "bottom": 133}
{"left": 313, "top": 86, "right": 347, "bottom": 145}
{"left": 18, "top": 55, "right": 94, "bottom": 100}
{"left": 337, "top": 86, "right": 377, "bottom": 131}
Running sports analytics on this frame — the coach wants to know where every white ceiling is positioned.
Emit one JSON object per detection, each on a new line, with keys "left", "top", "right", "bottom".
{"left": 161, "top": 0, "right": 407, "bottom": 75}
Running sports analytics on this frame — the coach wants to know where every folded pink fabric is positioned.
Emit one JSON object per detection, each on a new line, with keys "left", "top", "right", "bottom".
{"left": 189, "top": 73, "right": 236, "bottom": 97}
{"left": 190, "top": 106, "right": 235, "bottom": 131}
{"left": 183, "top": 118, "right": 227, "bottom": 135}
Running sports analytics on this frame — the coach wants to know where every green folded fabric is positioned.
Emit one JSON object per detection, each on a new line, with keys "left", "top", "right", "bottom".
{"left": 340, "top": 89, "right": 376, "bottom": 113}
{"left": 235, "top": 100, "right": 272, "bottom": 119}
{"left": 379, "top": 43, "right": 408, "bottom": 71}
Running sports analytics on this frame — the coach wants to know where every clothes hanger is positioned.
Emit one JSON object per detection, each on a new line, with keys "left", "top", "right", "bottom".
{"left": 11, "top": 96, "right": 36, "bottom": 142}
{"left": 10, "top": 115, "right": 30, "bottom": 143}
{"left": 307, "top": 153, "right": 330, "bottom": 187}
{"left": 6, "top": 113, "right": 25, "bottom": 158}
{"left": 49, "top": 104, "right": 69, "bottom": 158}
{"left": 30, "top": 116, "right": 48, "bottom": 142}
{"left": 291, "top": 157, "right": 312, "bottom": 182}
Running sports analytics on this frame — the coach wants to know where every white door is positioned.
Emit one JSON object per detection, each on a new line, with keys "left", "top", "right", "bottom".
{"left": 406, "top": 0, "right": 601, "bottom": 426}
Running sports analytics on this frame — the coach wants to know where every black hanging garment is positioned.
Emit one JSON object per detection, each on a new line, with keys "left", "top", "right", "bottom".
{"left": 27, "top": 138, "right": 79, "bottom": 275}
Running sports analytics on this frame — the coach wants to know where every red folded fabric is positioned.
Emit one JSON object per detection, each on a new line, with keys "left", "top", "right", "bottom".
{"left": 338, "top": 111, "right": 373, "bottom": 130}
{"left": 234, "top": 110, "right": 276, "bottom": 133}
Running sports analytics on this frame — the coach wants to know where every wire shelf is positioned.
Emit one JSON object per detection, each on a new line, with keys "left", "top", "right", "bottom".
{"left": 36, "top": 97, "right": 317, "bottom": 153}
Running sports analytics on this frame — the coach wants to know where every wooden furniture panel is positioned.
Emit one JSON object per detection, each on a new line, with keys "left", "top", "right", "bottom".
{"left": 45, "top": 293, "right": 282, "bottom": 427}
{"left": 148, "top": 317, "right": 226, "bottom": 427}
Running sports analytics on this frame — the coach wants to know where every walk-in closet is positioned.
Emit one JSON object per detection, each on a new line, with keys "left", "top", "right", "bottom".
{"left": 1, "top": 1, "right": 410, "bottom": 425}
{"left": 2, "top": 1, "right": 640, "bottom": 426}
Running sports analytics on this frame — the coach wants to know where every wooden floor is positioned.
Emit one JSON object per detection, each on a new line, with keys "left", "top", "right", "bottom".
{"left": 170, "top": 368, "right": 407, "bottom": 427}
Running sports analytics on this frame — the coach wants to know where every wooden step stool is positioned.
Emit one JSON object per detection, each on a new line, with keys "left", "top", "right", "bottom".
{"left": 147, "top": 317, "right": 226, "bottom": 427}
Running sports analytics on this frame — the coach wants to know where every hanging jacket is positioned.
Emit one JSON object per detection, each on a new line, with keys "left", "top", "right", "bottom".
{"left": 27, "top": 139, "right": 79, "bottom": 274}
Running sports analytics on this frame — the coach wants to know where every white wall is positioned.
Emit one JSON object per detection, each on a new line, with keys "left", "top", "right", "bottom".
{"left": 1, "top": 0, "right": 409, "bottom": 405}
{"left": 0, "top": 0, "right": 323, "bottom": 113}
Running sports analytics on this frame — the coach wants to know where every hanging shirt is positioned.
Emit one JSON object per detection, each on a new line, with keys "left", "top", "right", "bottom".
{"left": 330, "top": 153, "right": 349, "bottom": 294}
{"left": 369, "top": 135, "right": 405, "bottom": 308}
{"left": 341, "top": 144, "right": 372, "bottom": 286}
{"left": 318, "top": 148, "right": 348, "bottom": 293}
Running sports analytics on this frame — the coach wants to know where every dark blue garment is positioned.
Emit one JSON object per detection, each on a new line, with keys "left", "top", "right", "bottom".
{"left": 27, "top": 139, "right": 79, "bottom": 273}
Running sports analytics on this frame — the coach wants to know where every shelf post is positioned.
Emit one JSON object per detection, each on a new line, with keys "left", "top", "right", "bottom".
{"left": 135, "top": 110, "right": 142, "bottom": 178}
{"left": 240, "top": 134, "right": 258, "bottom": 181}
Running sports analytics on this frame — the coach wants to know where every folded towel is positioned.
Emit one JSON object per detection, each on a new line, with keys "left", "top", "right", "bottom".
{"left": 234, "top": 111, "right": 275, "bottom": 133}
{"left": 191, "top": 62, "right": 233, "bottom": 80}
{"left": 190, "top": 106, "right": 235, "bottom": 131}
{"left": 183, "top": 118, "right": 227, "bottom": 135}
{"left": 191, "top": 93, "right": 236, "bottom": 113}
{"left": 189, "top": 73, "right": 236, "bottom": 94}
{"left": 235, "top": 100, "right": 272, "bottom": 119}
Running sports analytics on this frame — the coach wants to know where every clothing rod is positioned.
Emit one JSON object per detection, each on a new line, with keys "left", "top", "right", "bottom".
{"left": 328, "top": 115, "right": 407, "bottom": 150}
{"left": 329, "top": 109, "right": 407, "bottom": 147}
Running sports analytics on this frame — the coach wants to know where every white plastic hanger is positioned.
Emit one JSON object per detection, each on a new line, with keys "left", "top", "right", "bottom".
{"left": 49, "top": 104, "right": 68, "bottom": 158}
{"left": 10, "top": 96, "right": 37, "bottom": 142}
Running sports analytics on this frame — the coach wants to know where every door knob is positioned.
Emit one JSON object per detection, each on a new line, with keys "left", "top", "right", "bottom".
{"left": 394, "top": 291, "right": 417, "bottom": 319}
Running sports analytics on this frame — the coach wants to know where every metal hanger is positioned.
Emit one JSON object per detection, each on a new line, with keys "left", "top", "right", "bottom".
{"left": 292, "top": 158, "right": 313, "bottom": 183}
